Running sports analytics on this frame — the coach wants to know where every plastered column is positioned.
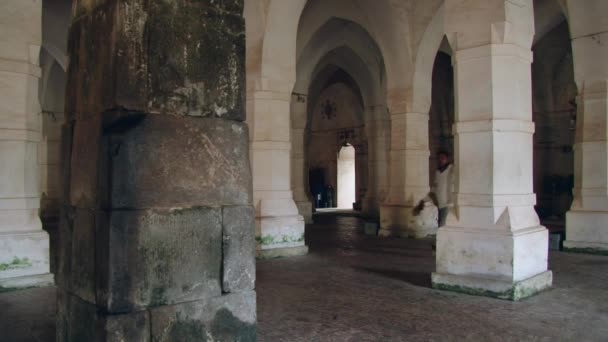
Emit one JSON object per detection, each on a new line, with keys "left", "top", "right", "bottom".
{"left": 380, "top": 111, "right": 432, "bottom": 237}
{"left": 362, "top": 105, "right": 390, "bottom": 218}
{"left": 291, "top": 93, "right": 313, "bottom": 223}
{"left": 0, "top": 0, "right": 53, "bottom": 290}
{"left": 432, "top": 0, "right": 552, "bottom": 300}
{"left": 355, "top": 145, "right": 368, "bottom": 209}
{"left": 564, "top": 0, "right": 608, "bottom": 254}
{"left": 249, "top": 89, "right": 308, "bottom": 258}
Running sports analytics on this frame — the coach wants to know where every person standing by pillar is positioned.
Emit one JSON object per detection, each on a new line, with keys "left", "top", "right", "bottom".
{"left": 433, "top": 151, "right": 453, "bottom": 227}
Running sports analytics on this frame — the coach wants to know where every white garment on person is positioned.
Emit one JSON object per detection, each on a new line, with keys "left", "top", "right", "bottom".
{"left": 434, "top": 164, "right": 454, "bottom": 209}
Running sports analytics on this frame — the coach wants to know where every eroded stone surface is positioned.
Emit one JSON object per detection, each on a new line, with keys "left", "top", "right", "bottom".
{"left": 97, "top": 208, "right": 222, "bottom": 312}
{"left": 69, "top": 208, "right": 96, "bottom": 304}
{"left": 222, "top": 206, "right": 256, "bottom": 293}
{"left": 55, "top": 206, "right": 74, "bottom": 291}
{"left": 105, "top": 115, "right": 251, "bottom": 209}
{"left": 150, "top": 291, "right": 256, "bottom": 342}
{"left": 69, "top": 118, "right": 102, "bottom": 208}
{"left": 146, "top": 1, "right": 245, "bottom": 119}
{"left": 55, "top": 0, "right": 252, "bottom": 341}
{"left": 104, "top": 310, "right": 151, "bottom": 342}
{"left": 56, "top": 290, "right": 150, "bottom": 342}
{"left": 56, "top": 289, "right": 97, "bottom": 341}
{"left": 67, "top": 0, "right": 245, "bottom": 119}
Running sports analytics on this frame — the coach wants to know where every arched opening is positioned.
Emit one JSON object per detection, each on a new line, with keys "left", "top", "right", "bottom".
{"left": 429, "top": 49, "right": 455, "bottom": 182}
{"left": 337, "top": 144, "right": 356, "bottom": 209}
{"left": 38, "top": 55, "right": 66, "bottom": 274}
{"left": 532, "top": 12, "right": 576, "bottom": 236}
{"left": 292, "top": 16, "right": 388, "bottom": 220}
{"left": 306, "top": 72, "right": 366, "bottom": 211}
{"left": 428, "top": 39, "right": 455, "bottom": 228}
{"left": 38, "top": 0, "right": 71, "bottom": 275}
{"left": 39, "top": 53, "right": 66, "bottom": 225}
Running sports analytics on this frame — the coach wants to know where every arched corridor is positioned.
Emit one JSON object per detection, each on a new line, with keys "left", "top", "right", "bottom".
{"left": 532, "top": 17, "right": 577, "bottom": 236}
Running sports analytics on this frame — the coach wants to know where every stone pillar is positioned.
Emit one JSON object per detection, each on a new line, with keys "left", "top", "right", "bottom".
{"left": 362, "top": 105, "right": 390, "bottom": 218}
{"left": 432, "top": 0, "right": 552, "bottom": 300}
{"left": 249, "top": 89, "right": 308, "bottom": 258}
{"left": 39, "top": 60, "right": 66, "bottom": 226}
{"left": 564, "top": 0, "right": 608, "bottom": 254}
{"left": 380, "top": 112, "right": 432, "bottom": 237}
{"left": 354, "top": 144, "right": 368, "bottom": 210}
{"left": 0, "top": 0, "right": 53, "bottom": 290}
{"left": 291, "top": 93, "right": 313, "bottom": 223}
{"left": 56, "top": 2, "right": 256, "bottom": 340}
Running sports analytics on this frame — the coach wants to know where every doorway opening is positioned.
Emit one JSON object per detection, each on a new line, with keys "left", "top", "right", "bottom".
{"left": 337, "top": 144, "right": 356, "bottom": 209}
{"left": 531, "top": 19, "right": 576, "bottom": 231}
{"left": 309, "top": 168, "right": 327, "bottom": 208}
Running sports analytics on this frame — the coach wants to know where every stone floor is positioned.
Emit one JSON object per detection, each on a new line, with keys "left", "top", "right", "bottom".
{"left": 2, "top": 212, "right": 608, "bottom": 341}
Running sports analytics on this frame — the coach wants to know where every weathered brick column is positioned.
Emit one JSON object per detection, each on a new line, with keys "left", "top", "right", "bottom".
{"left": 56, "top": 1, "right": 256, "bottom": 340}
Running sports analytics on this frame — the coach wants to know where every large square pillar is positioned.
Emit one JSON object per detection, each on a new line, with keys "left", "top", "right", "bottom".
{"left": 57, "top": 2, "right": 256, "bottom": 340}
{"left": 362, "top": 105, "right": 390, "bottom": 218}
{"left": 291, "top": 93, "right": 313, "bottom": 223}
{"left": 0, "top": 0, "right": 53, "bottom": 290}
{"left": 380, "top": 112, "right": 433, "bottom": 238}
{"left": 248, "top": 91, "right": 308, "bottom": 258}
{"left": 564, "top": 0, "right": 608, "bottom": 254}
{"left": 433, "top": 0, "right": 552, "bottom": 300}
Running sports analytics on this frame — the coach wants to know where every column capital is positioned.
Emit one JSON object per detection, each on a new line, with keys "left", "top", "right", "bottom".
{"left": 0, "top": 57, "right": 42, "bottom": 77}
{"left": 454, "top": 119, "right": 535, "bottom": 134}
{"left": 0, "top": 129, "right": 41, "bottom": 142}
{"left": 248, "top": 90, "right": 292, "bottom": 102}
{"left": 566, "top": 0, "right": 608, "bottom": 39}
{"left": 390, "top": 112, "right": 429, "bottom": 121}
{"left": 454, "top": 43, "right": 533, "bottom": 64}
{"left": 250, "top": 141, "right": 291, "bottom": 151}
{"left": 445, "top": 0, "right": 534, "bottom": 51}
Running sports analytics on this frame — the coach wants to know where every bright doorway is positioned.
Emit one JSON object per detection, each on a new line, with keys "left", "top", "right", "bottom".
{"left": 337, "top": 144, "right": 356, "bottom": 209}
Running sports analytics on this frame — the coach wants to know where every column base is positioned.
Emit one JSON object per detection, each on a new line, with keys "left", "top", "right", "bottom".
{"left": 256, "top": 245, "right": 309, "bottom": 259}
{"left": 0, "top": 230, "right": 52, "bottom": 286}
{"left": 295, "top": 200, "right": 313, "bottom": 224}
{"left": 256, "top": 214, "right": 308, "bottom": 258}
{"left": 362, "top": 196, "right": 380, "bottom": 219}
{"left": 379, "top": 204, "right": 405, "bottom": 237}
{"left": 435, "top": 224, "right": 551, "bottom": 300}
{"left": 0, "top": 273, "right": 54, "bottom": 292}
{"left": 377, "top": 228, "right": 398, "bottom": 238}
{"left": 379, "top": 204, "right": 438, "bottom": 238}
{"left": 563, "top": 241, "right": 608, "bottom": 255}
{"left": 565, "top": 210, "right": 608, "bottom": 255}
{"left": 432, "top": 270, "right": 552, "bottom": 301}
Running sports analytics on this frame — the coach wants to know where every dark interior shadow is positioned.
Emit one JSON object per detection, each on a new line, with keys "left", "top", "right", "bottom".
{"left": 356, "top": 247, "right": 431, "bottom": 258}
{"left": 353, "top": 266, "right": 432, "bottom": 288}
